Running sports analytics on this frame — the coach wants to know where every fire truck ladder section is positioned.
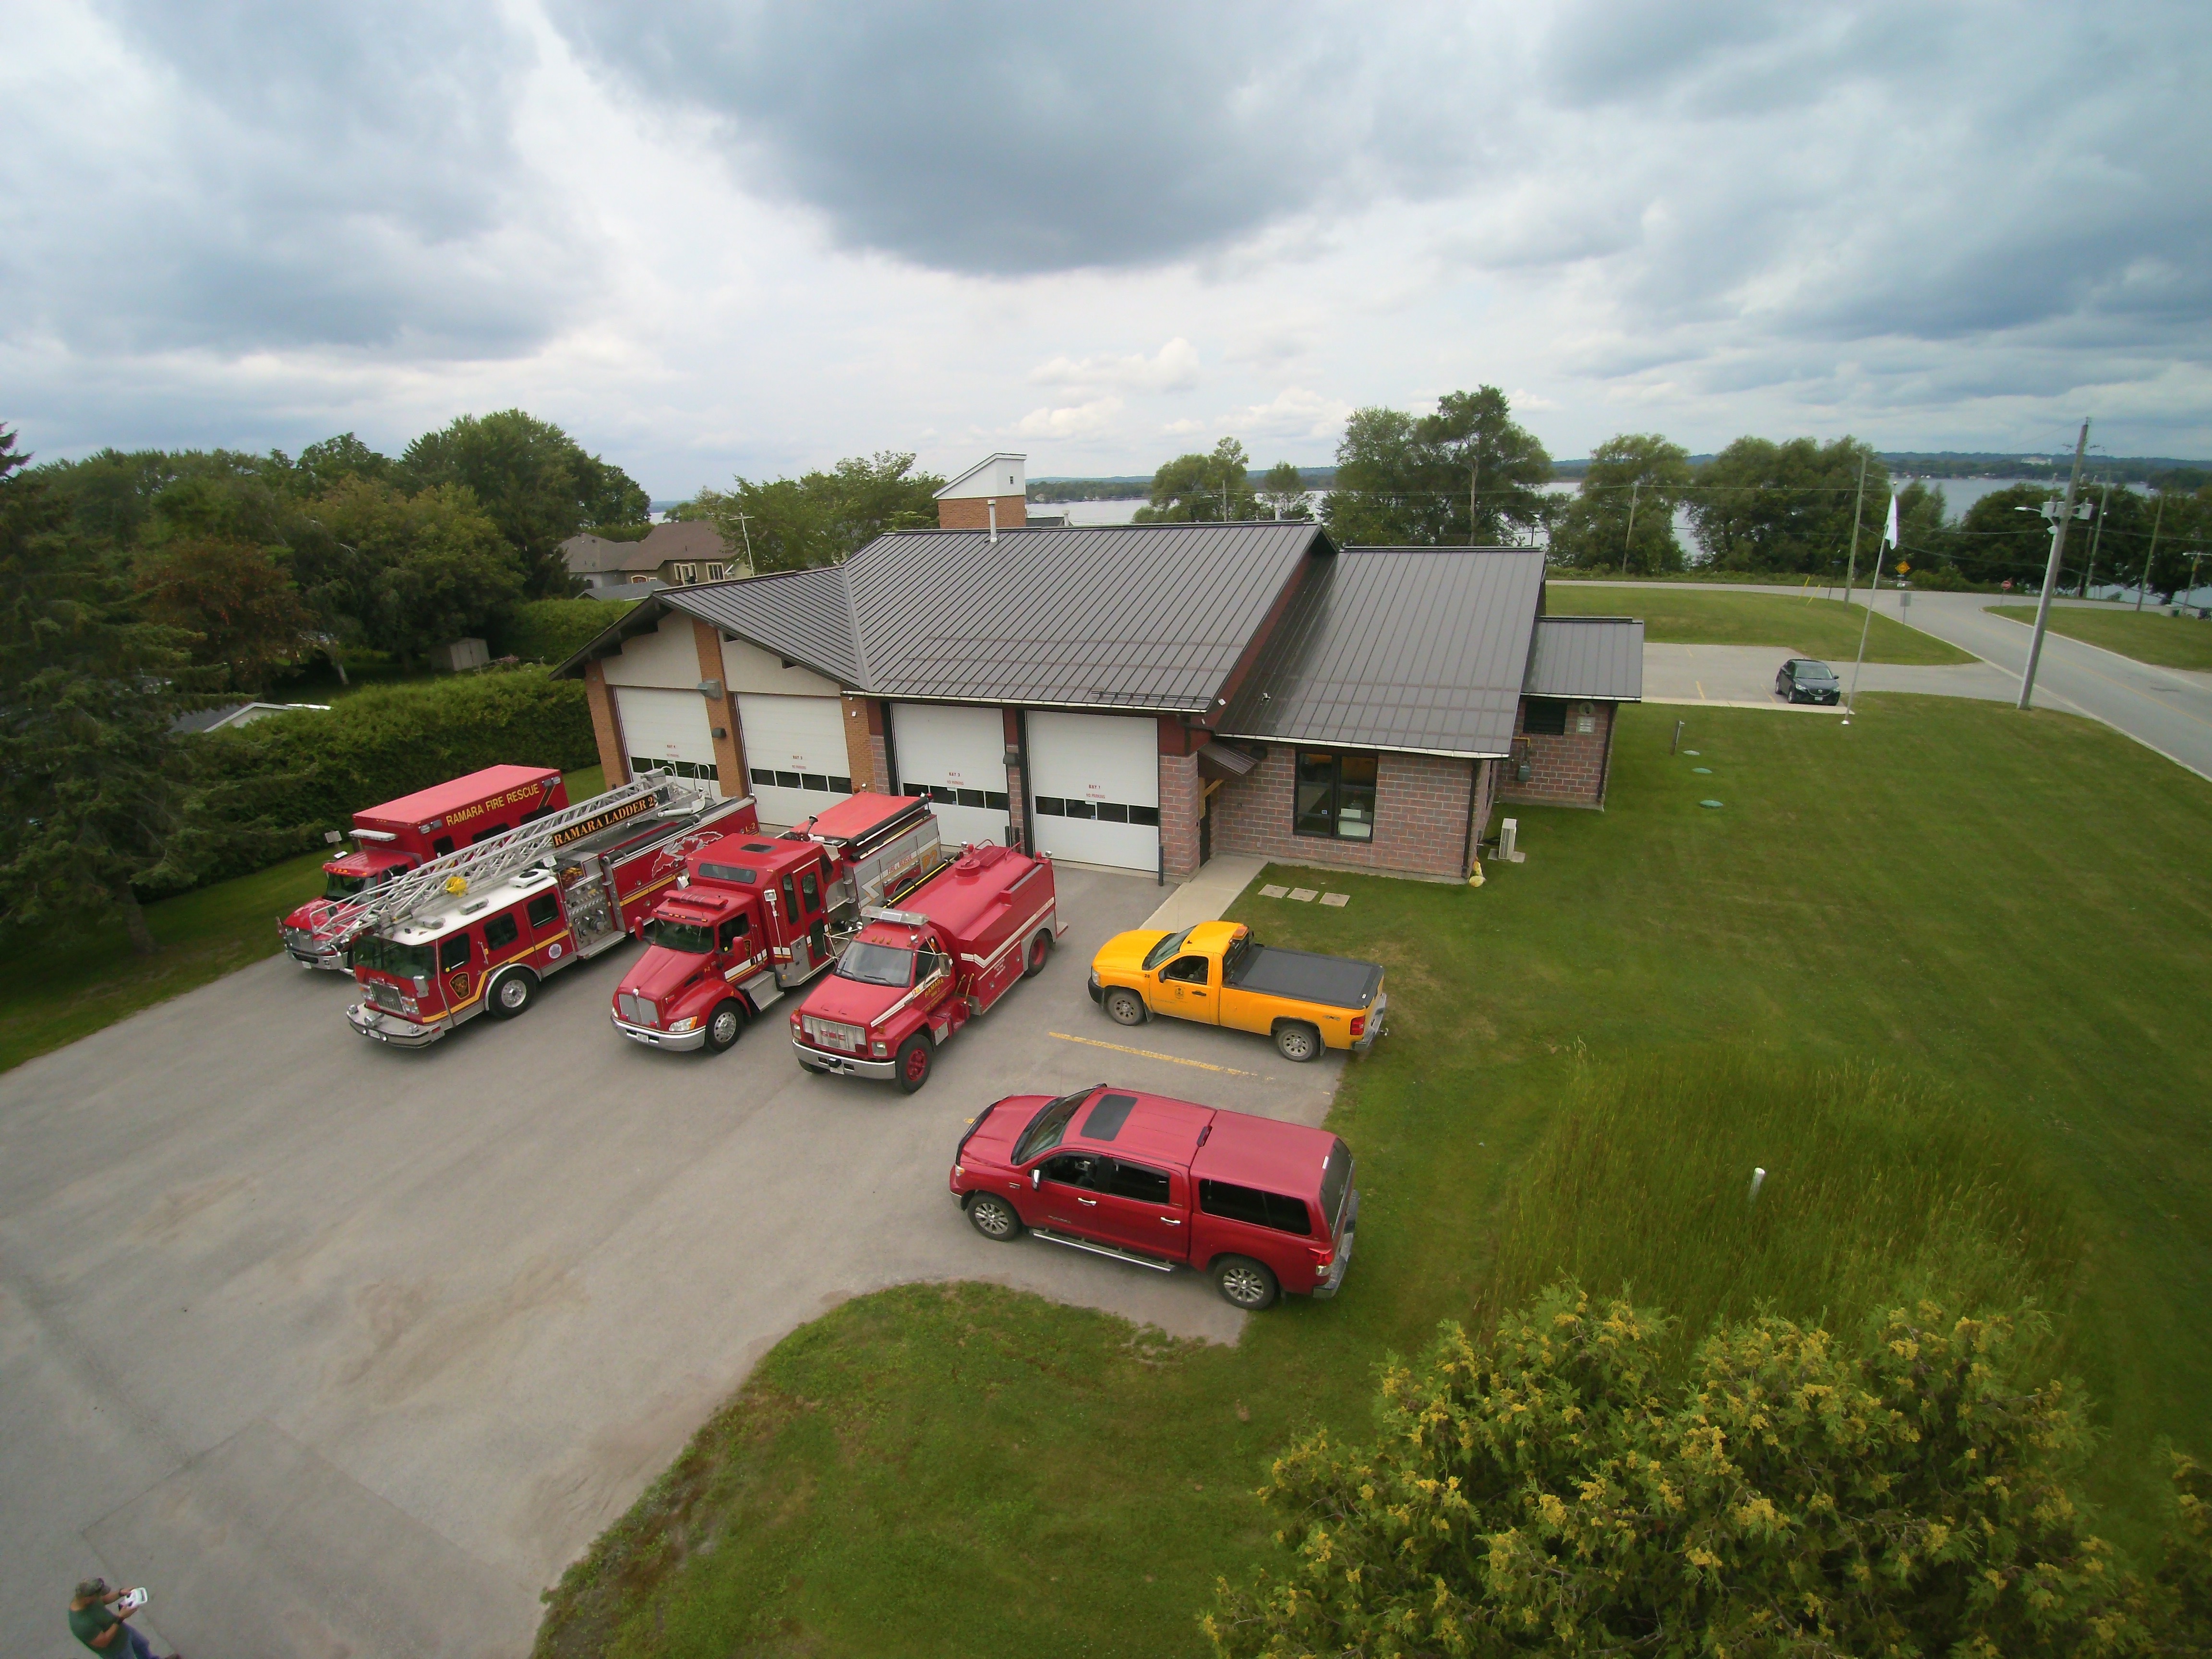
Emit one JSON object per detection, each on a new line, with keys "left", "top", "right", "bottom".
{"left": 309, "top": 770, "right": 701, "bottom": 952}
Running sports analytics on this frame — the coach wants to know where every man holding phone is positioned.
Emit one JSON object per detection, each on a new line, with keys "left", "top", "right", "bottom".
{"left": 66, "top": 1578, "right": 173, "bottom": 1659}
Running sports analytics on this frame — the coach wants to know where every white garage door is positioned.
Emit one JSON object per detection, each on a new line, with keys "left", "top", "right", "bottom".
{"left": 1026, "top": 711, "right": 1160, "bottom": 872}
{"left": 891, "top": 702, "right": 1011, "bottom": 851}
{"left": 737, "top": 693, "right": 852, "bottom": 826}
{"left": 615, "top": 686, "right": 724, "bottom": 800}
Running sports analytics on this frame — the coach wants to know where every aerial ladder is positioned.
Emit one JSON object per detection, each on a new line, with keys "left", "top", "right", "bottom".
{"left": 308, "top": 769, "right": 702, "bottom": 954}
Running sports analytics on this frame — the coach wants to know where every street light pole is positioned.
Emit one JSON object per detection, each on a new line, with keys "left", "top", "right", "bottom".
{"left": 2018, "top": 420, "right": 2089, "bottom": 712}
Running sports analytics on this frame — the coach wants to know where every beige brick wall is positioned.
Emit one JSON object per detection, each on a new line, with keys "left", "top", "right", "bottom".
{"left": 1500, "top": 699, "right": 1616, "bottom": 808}
{"left": 1211, "top": 746, "right": 1478, "bottom": 879}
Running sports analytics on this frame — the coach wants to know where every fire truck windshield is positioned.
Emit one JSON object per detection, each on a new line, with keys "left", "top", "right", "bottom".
{"left": 323, "top": 870, "right": 371, "bottom": 900}
{"left": 644, "top": 919, "right": 715, "bottom": 954}
{"left": 355, "top": 936, "right": 435, "bottom": 979}
{"left": 836, "top": 940, "right": 914, "bottom": 987}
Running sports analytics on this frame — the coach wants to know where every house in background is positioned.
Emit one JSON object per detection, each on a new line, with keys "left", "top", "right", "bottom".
{"left": 562, "top": 521, "right": 746, "bottom": 594}
{"left": 553, "top": 457, "right": 1643, "bottom": 885}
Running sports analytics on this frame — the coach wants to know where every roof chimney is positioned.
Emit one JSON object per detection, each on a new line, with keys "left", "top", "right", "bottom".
{"left": 935, "top": 452, "right": 1028, "bottom": 533}
{"left": 987, "top": 496, "right": 998, "bottom": 544}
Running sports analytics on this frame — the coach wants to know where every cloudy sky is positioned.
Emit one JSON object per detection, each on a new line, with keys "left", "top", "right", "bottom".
{"left": 6, "top": 1, "right": 2209, "bottom": 494}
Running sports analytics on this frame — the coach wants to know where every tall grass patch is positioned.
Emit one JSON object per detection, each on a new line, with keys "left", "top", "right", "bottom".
{"left": 1479, "top": 1051, "right": 2080, "bottom": 1351}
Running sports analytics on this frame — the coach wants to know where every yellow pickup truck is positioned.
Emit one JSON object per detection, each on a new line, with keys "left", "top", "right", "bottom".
{"left": 1087, "top": 919, "right": 1386, "bottom": 1063}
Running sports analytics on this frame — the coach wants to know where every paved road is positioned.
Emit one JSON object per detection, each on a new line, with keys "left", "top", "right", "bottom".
{"left": 1564, "top": 580, "right": 2212, "bottom": 780}
{"left": 1, "top": 864, "right": 1343, "bottom": 1659}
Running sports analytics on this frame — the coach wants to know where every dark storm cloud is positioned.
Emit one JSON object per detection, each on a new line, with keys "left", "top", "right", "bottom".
{"left": 547, "top": 0, "right": 1478, "bottom": 276}
{"left": 3, "top": 1, "right": 593, "bottom": 358}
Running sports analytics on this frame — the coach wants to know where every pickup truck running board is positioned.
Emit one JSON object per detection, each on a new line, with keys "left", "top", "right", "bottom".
{"left": 1029, "top": 1227, "right": 1176, "bottom": 1274}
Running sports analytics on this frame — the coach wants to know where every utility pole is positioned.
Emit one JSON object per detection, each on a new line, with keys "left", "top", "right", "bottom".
{"left": 2137, "top": 492, "right": 2164, "bottom": 611}
{"left": 1468, "top": 451, "right": 1481, "bottom": 546}
{"left": 1620, "top": 480, "right": 1641, "bottom": 577}
{"left": 734, "top": 512, "right": 758, "bottom": 577}
{"left": 2082, "top": 478, "right": 2111, "bottom": 599}
{"left": 2019, "top": 419, "right": 2089, "bottom": 712}
{"left": 1840, "top": 455, "right": 1868, "bottom": 612}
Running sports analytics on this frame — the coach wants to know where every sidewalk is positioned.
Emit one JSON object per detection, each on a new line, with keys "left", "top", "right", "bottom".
{"left": 1141, "top": 854, "right": 1268, "bottom": 930}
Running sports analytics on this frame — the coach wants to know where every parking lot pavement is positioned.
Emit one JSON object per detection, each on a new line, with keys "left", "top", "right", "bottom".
{"left": 1641, "top": 642, "right": 2017, "bottom": 708}
{"left": 0, "top": 863, "right": 1348, "bottom": 1659}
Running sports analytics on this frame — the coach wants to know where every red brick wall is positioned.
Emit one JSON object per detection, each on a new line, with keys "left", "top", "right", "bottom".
{"left": 1210, "top": 747, "right": 1477, "bottom": 880}
{"left": 1160, "top": 750, "right": 1202, "bottom": 880}
{"left": 1500, "top": 699, "right": 1616, "bottom": 808}
{"left": 937, "top": 495, "right": 1027, "bottom": 530}
{"left": 583, "top": 659, "right": 627, "bottom": 784}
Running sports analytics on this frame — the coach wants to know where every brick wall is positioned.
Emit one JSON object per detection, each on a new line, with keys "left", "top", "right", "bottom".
{"left": 1210, "top": 747, "right": 1477, "bottom": 880}
{"left": 841, "top": 696, "right": 877, "bottom": 792}
{"left": 936, "top": 495, "right": 1027, "bottom": 531}
{"left": 582, "top": 659, "right": 627, "bottom": 784}
{"left": 1160, "top": 750, "right": 1202, "bottom": 881}
{"left": 693, "top": 619, "right": 748, "bottom": 798}
{"left": 1500, "top": 699, "right": 1617, "bottom": 808}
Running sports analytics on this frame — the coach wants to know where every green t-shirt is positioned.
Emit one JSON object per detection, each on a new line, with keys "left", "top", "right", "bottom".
{"left": 68, "top": 1601, "right": 124, "bottom": 1653}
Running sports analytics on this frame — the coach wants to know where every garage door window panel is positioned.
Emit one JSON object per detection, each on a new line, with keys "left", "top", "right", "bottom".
{"left": 1296, "top": 751, "right": 1379, "bottom": 842}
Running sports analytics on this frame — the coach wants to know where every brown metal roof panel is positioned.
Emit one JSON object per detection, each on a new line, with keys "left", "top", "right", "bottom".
{"left": 1525, "top": 616, "right": 1645, "bottom": 701}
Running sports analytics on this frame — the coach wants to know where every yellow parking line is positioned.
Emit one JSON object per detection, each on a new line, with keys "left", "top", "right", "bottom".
{"left": 1047, "top": 1031, "right": 1262, "bottom": 1078}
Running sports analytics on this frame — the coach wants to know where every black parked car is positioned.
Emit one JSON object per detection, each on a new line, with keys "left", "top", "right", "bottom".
{"left": 1776, "top": 658, "right": 1841, "bottom": 703}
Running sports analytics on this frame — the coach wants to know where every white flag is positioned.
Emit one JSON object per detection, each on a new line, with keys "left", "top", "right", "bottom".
{"left": 1883, "top": 493, "right": 1900, "bottom": 550}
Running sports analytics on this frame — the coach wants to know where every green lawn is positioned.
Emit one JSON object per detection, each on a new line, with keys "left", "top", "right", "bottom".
{"left": 1989, "top": 603, "right": 2212, "bottom": 672}
{"left": 0, "top": 764, "right": 606, "bottom": 1075}
{"left": 1547, "top": 582, "right": 1975, "bottom": 663}
{"left": 537, "top": 698, "right": 2212, "bottom": 1659}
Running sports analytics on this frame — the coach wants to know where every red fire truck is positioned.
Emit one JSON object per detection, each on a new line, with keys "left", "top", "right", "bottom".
{"left": 341, "top": 772, "right": 757, "bottom": 1048}
{"left": 280, "top": 764, "right": 569, "bottom": 971}
{"left": 787, "top": 841, "right": 1061, "bottom": 1093}
{"left": 610, "top": 791, "right": 948, "bottom": 1054}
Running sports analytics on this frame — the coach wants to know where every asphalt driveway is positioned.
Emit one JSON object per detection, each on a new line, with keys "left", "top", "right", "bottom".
{"left": 0, "top": 863, "right": 1344, "bottom": 1659}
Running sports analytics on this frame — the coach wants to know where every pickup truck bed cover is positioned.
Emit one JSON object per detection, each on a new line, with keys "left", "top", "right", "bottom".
{"left": 1227, "top": 943, "right": 1382, "bottom": 1010}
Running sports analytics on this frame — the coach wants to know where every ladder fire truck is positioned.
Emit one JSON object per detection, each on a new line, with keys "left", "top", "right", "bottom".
{"left": 337, "top": 772, "right": 759, "bottom": 1048}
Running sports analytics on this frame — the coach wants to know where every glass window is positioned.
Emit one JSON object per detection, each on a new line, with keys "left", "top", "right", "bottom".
{"left": 1199, "top": 1179, "right": 1312, "bottom": 1236}
{"left": 483, "top": 914, "right": 519, "bottom": 952}
{"left": 836, "top": 940, "right": 913, "bottom": 986}
{"left": 470, "top": 822, "right": 509, "bottom": 844}
{"left": 1096, "top": 802, "right": 1129, "bottom": 823}
{"left": 1161, "top": 955, "right": 1209, "bottom": 986}
{"left": 717, "top": 914, "right": 751, "bottom": 951}
{"left": 697, "top": 862, "right": 757, "bottom": 885}
{"left": 781, "top": 876, "right": 798, "bottom": 918}
{"left": 648, "top": 919, "right": 715, "bottom": 953}
{"left": 1130, "top": 805, "right": 1161, "bottom": 827}
{"left": 1103, "top": 1160, "right": 1172, "bottom": 1204}
{"left": 439, "top": 935, "right": 472, "bottom": 973}
{"left": 1079, "top": 1093, "right": 1139, "bottom": 1141}
{"left": 357, "top": 937, "right": 434, "bottom": 979}
{"left": 432, "top": 836, "right": 455, "bottom": 856}
{"left": 1318, "top": 1138, "right": 1354, "bottom": 1238}
{"left": 800, "top": 870, "right": 820, "bottom": 911}
{"left": 526, "top": 892, "right": 561, "bottom": 929}
{"left": 1295, "top": 751, "right": 1381, "bottom": 842}
{"left": 1032, "top": 795, "right": 1065, "bottom": 816}
{"left": 1141, "top": 929, "right": 1189, "bottom": 971}
{"left": 956, "top": 787, "right": 984, "bottom": 807}
{"left": 1522, "top": 698, "right": 1569, "bottom": 737}
{"left": 750, "top": 768, "right": 774, "bottom": 787}
{"left": 1012, "top": 1088, "right": 1093, "bottom": 1162}
{"left": 929, "top": 785, "right": 955, "bottom": 804}
{"left": 802, "top": 773, "right": 829, "bottom": 791}
{"left": 1040, "top": 1151, "right": 1107, "bottom": 1190}
{"left": 673, "top": 562, "right": 696, "bottom": 583}
{"left": 1064, "top": 799, "right": 1095, "bottom": 819}
{"left": 775, "top": 770, "right": 800, "bottom": 789}
{"left": 985, "top": 791, "right": 1009, "bottom": 810}
{"left": 323, "top": 870, "right": 370, "bottom": 900}
{"left": 830, "top": 776, "right": 852, "bottom": 793}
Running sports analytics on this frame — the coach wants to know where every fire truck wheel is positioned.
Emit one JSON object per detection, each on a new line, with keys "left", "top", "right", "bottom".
{"left": 487, "top": 969, "right": 537, "bottom": 1019}
{"left": 894, "top": 1032, "right": 934, "bottom": 1094}
{"left": 1273, "top": 1021, "right": 1322, "bottom": 1063}
{"left": 1212, "top": 1255, "right": 1280, "bottom": 1310}
{"left": 705, "top": 999, "right": 745, "bottom": 1053}
{"left": 1022, "top": 930, "right": 1052, "bottom": 979}
{"left": 1103, "top": 988, "right": 1146, "bottom": 1027}
{"left": 965, "top": 1193, "right": 1023, "bottom": 1241}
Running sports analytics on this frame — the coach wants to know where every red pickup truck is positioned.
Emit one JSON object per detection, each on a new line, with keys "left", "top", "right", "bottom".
{"left": 949, "top": 1084, "right": 1358, "bottom": 1310}
{"left": 788, "top": 842, "right": 1059, "bottom": 1092}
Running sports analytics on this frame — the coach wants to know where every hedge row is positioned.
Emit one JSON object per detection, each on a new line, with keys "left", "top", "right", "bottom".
{"left": 495, "top": 596, "right": 636, "bottom": 665}
{"left": 177, "top": 666, "right": 598, "bottom": 885}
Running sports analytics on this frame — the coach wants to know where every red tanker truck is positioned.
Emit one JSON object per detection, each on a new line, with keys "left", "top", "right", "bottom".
{"left": 610, "top": 791, "right": 947, "bottom": 1054}
{"left": 344, "top": 773, "right": 757, "bottom": 1048}
{"left": 281, "top": 764, "right": 569, "bottom": 970}
{"left": 788, "top": 840, "right": 1061, "bottom": 1093}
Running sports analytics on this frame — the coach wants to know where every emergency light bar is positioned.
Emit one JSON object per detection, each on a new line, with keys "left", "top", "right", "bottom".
{"left": 351, "top": 829, "right": 398, "bottom": 842}
{"left": 862, "top": 906, "right": 929, "bottom": 927}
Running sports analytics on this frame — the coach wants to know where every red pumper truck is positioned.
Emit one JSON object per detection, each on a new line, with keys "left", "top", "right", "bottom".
{"left": 787, "top": 841, "right": 1062, "bottom": 1092}
{"left": 280, "top": 764, "right": 569, "bottom": 970}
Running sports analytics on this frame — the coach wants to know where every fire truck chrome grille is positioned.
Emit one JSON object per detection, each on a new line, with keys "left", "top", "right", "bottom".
{"left": 801, "top": 1015, "right": 864, "bottom": 1052}
{"left": 367, "top": 980, "right": 409, "bottom": 1012}
{"left": 618, "top": 992, "right": 656, "bottom": 1027}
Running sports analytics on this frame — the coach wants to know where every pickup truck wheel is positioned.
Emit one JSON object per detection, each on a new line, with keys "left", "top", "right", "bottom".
{"left": 1213, "top": 1255, "right": 1279, "bottom": 1310}
{"left": 1103, "top": 987, "right": 1146, "bottom": 1027}
{"left": 1023, "top": 930, "right": 1052, "bottom": 978}
{"left": 1274, "top": 1021, "right": 1322, "bottom": 1063}
{"left": 894, "top": 1032, "right": 934, "bottom": 1094}
{"left": 966, "top": 1193, "right": 1023, "bottom": 1241}
{"left": 487, "top": 970, "right": 537, "bottom": 1019}
{"left": 704, "top": 999, "right": 745, "bottom": 1053}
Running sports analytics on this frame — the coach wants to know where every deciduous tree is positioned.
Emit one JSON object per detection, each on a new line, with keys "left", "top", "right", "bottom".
{"left": 311, "top": 477, "right": 523, "bottom": 665}
{"left": 1257, "top": 461, "right": 1313, "bottom": 521}
{"left": 1135, "top": 438, "right": 1261, "bottom": 522}
{"left": 134, "top": 537, "right": 313, "bottom": 693}
{"left": 1324, "top": 387, "right": 1552, "bottom": 546}
{"left": 1689, "top": 436, "right": 1887, "bottom": 574}
{"left": 1548, "top": 433, "right": 1694, "bottom": 573}
{"left": 691, "top": 450, "right": 944, "bottom": 571}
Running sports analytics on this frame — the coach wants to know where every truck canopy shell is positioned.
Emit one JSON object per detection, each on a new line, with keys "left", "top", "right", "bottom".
{"left": 1189, "top": 1109, "right": 1341, "bottom": 1201}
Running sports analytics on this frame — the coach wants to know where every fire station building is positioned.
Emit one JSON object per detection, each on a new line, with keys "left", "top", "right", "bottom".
{"left": 554, "top": 481, "right": 1641, "bottom": 884}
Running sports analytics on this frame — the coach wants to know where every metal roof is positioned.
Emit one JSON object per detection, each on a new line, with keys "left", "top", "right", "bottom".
{"left": 1524, "top": 615, "right": 1646, "bottom": 702}
{"left": 667, "top": 565, "right": 864, "bottom": 684}
{"left": 1216, "top": 548, "right": 1548, "bottom": 757}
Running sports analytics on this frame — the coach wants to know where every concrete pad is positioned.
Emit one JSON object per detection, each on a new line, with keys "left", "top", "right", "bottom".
{"left": 1141, "top": 854, "right": 1268, "bottom": 931}
{"left": 0, "top": 862, "right": 1343, "bottom": 1659}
